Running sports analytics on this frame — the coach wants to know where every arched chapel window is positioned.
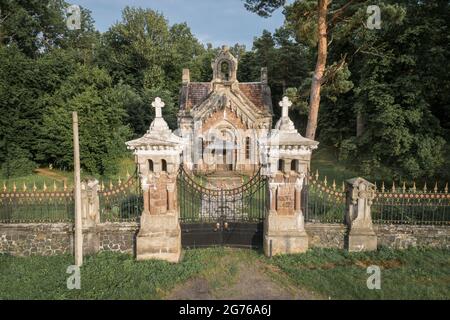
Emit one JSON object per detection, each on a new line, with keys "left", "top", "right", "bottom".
{"left": 278, "top": 159, "right": 285, "bottom": 172}
{"left": 245, "top": 137, "right": 251, "bottom": 160}
{"left": 148, "top": 160, "right": 154, "bottom": 172}
{"left": 161, "top": 159, "right": 167, "bottom": 172}
{"left": 199, "top": 137, "right": 204, "bottom": 160}
{"left": 291, "top": 160, "right": 298, "bottom": 172}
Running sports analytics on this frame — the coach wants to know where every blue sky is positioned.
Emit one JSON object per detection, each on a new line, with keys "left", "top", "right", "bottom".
{"left": 74, "top": 0, "right": 286, "bottom": 49}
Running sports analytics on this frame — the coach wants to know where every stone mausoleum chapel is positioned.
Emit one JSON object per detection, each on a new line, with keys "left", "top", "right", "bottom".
{"left": 178, "top": 45, "right": 273, "bottom": 173}
{"left": 126, "top": 46, "right": 330, "bottom": 263}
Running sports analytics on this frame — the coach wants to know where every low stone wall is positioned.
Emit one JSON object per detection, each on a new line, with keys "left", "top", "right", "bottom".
{"left": 0, "top": 223, "right": 139, "bottom": 256}
{"left": 0, "top": 223, "right": 73, "bottom": 256}
{"left": 375, "top": 224, "right": 450, "bottom": 249}
{"left": 305, "top": 223, "right": 450, "bottom": 250}
{"left": 1, "top": 222, "right": 448, "bottom": 256}
{"left": 98, "top": 222, "right": 139, "bottom": 253}
{"left": 306, "top": 223, "right": 347, "bottom": 249}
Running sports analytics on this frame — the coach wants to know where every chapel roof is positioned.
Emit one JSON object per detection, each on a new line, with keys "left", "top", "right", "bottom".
{"left": 179, "top": 82, "right": 271, "bottom": 111}
{"left": 178, "top": 46, "right": 273, "bottom": 115}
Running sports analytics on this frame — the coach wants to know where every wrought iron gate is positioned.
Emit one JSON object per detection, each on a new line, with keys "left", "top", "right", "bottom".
{"left": 178, "top": 166, "right": 268, "bottom": 248}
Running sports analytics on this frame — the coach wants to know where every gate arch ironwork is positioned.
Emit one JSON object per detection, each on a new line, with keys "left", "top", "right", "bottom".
{"left": 177, "top": 165, "right": 268, "bottom": 248}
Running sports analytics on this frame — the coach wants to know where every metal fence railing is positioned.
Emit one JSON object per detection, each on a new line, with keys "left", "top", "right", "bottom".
{"left": 0, "top": 191, "right": 74, "bottom": 223}
{"left": 304, "top": 173, "right": 450, "bottom": 226}
{"left": 2, "top": 168, "right": 449, "bottom": 227}
{"left": 98, "top": 175, "right": 142, "bottom": 223}
{"left": 372, "top": 190, "right": 450, "bottom": 225}
{"left": 0, "top": 172, "right": 142, "bottom": 224}
{"left": 304, "top": 175, "right": 346, "bottom": 224}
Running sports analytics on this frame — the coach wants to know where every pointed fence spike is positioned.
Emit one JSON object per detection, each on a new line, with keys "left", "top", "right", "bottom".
{"left": 315, "top": 170, "right": 319, "bottom": 181}
{"left": 374, "top": 181, "right": 378, "bottom": 191}
{"left": 3, "top": 182, "right": 6, "bottom": 192}
{"left": 33, "top": 182, "right": 37, "bottom": 192}
{"left": 101, "top": 181, "right": 105, "bottom": 192}
{"left": 118, "top": 177, "right": 122, "bottom": 186}
{"left": 423, "top": 182, "right": 427, "bottom": 193}
{"left": 332, "top": 180, "right": 336, "bottom": 190}
{"left": 13, "top": 182, "right": 16, "bottom": 193}
{"left": 23, "top": 183, "right": 27, "bottom": 192}
{"left": 126, "top": 169, "right": 130, "bottom": 179}
{"left": 392, "top": 181, "right": 396, "bottom": 193}
{"left": 324, "top": 176, "right": 328, "bottom": 186}
{"left": 63, "top": 180, "right": 67, "bottom": 192}
{"left": 412, "top": 181, "right": 416, "bottom": 192}
{"left": 341, "top": 182, "right": 345, "bottom": 192}
{"left": 445, "top": 183, "right": 448, "bottom": 194}
{"left": 43, "top": 182, "right": 47, "bottom": 192}
{"left": 402, "top": 182, "right": 406, "bottom": 193}
{"left": 434, "top": 182, "right": 438, "bottom": 193}
{"left": 109, "top": 181, "right": 113, "bottom": 190}
{"left": 381, "top": 181, "right": 385, "bottom": 193}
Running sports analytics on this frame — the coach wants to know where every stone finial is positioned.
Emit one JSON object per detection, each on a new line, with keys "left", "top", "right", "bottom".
{"left": 279, "top": 96, "right": 292, "bottom": 118}
{"left": 261, "top": 67, "right": 268, "bottom": 84}
{"left": 182, "top": 69, "right": 190, "bottom": 84}
{"left": 274, "top": 96, "right": 296, "bottom": 132}
{"left": 152, "top": 97, "right": 165, "bottom": 118}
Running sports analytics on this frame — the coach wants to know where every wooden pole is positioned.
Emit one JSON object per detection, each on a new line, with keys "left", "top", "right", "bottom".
{"left": 73, "top": 112, "right": 83, "bottom": 267}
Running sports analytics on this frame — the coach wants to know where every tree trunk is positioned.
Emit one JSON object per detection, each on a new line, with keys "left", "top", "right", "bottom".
{"left": 305, "top": 0, "right": 329, "bottom": 140}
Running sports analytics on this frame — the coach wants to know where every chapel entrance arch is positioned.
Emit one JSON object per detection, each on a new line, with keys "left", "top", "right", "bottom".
{"left": 203, "top": 123, "right": 239, "bottom": 172}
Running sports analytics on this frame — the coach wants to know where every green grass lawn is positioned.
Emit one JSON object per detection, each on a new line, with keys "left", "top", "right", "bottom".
{"left": 310, "top": 146, "right": 360, "bottom": 186}
{"left": 269, "top": 247, "right": 450, "bottom": 300}
{"left": 0, "top": 247, "right": 448, "bottom": 300}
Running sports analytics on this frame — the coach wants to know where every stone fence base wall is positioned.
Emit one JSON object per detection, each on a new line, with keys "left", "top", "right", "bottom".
{"left": 97, "top": 223, "right": 138, "bottom": 253}
{"left": 305, "top": 223, "right": 450, "bottom": 250}
{"left": 0, "top": 224, "right": 73, "bottom": 256}
{"left": 0, "top": 223, "right": 139, "bottom": 256}
{"left": 0, "top": 222, "right": 448, "bottom": 256}
{"left": 374, "top": 224, "right": 450, "bottom": 249}
{"left": 306, "top": 223, "right": 347, "bottom": 249}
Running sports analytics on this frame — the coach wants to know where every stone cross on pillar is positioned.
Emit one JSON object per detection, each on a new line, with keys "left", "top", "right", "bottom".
{"left": 346, "top": 177, "right": 377, "bottom": 252}
{"left": 279, "top": 96, "right": 292, "bottom": 118}
{"left": 152, "top": 97, "right": 165, "bottom": 118}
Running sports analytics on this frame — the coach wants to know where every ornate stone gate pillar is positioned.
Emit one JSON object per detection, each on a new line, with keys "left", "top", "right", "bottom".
{"left": 261, "top": 97, "right": 319, "bottom": 256}
{"left": 346, "top": 177, "right": 377, "bottom": 252}
{"left": 126, "top": 98, "right": 184, "bottom": 263}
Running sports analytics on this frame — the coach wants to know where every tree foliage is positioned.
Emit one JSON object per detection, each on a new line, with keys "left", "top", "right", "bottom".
{"left": 243, "top": 0, "right": 449, "bottom": 181}
{"left": 0, "top": 0, "right": 448, "bottom": 182}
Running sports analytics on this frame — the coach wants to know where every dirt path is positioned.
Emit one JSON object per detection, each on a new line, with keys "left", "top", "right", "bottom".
{"left": 166, "top": 251, "right": 321, "bottom": 300}
{"left": 34, "top": 168, "right": 68, "bottom": 182}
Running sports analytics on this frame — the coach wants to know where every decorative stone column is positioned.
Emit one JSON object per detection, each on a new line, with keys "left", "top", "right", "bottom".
{"left": 261, "top": 97, "right": 319, "bottom": 256}
{"left": 80, "top": 179, "right": 100, "bottom": 254}
{"left": 345, "top": 177, "right": 378, "bottom": 252}
{"left": 126, "top": 97, "right": 184, "bottom": 263}
{"left": 81, "top": 179, "right": 100, "bottom": 228}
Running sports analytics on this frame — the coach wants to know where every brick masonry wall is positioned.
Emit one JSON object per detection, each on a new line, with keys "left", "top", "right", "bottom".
{"left": 0, "top": 222, "right": 448, "bottom": 256}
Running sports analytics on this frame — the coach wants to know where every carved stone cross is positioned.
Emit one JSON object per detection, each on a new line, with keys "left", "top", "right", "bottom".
{"left": 279, "top": 96, "right": 292, "bottom": 118}
{"left": 152, "top": 97, "right": 165, "bottom": 118}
